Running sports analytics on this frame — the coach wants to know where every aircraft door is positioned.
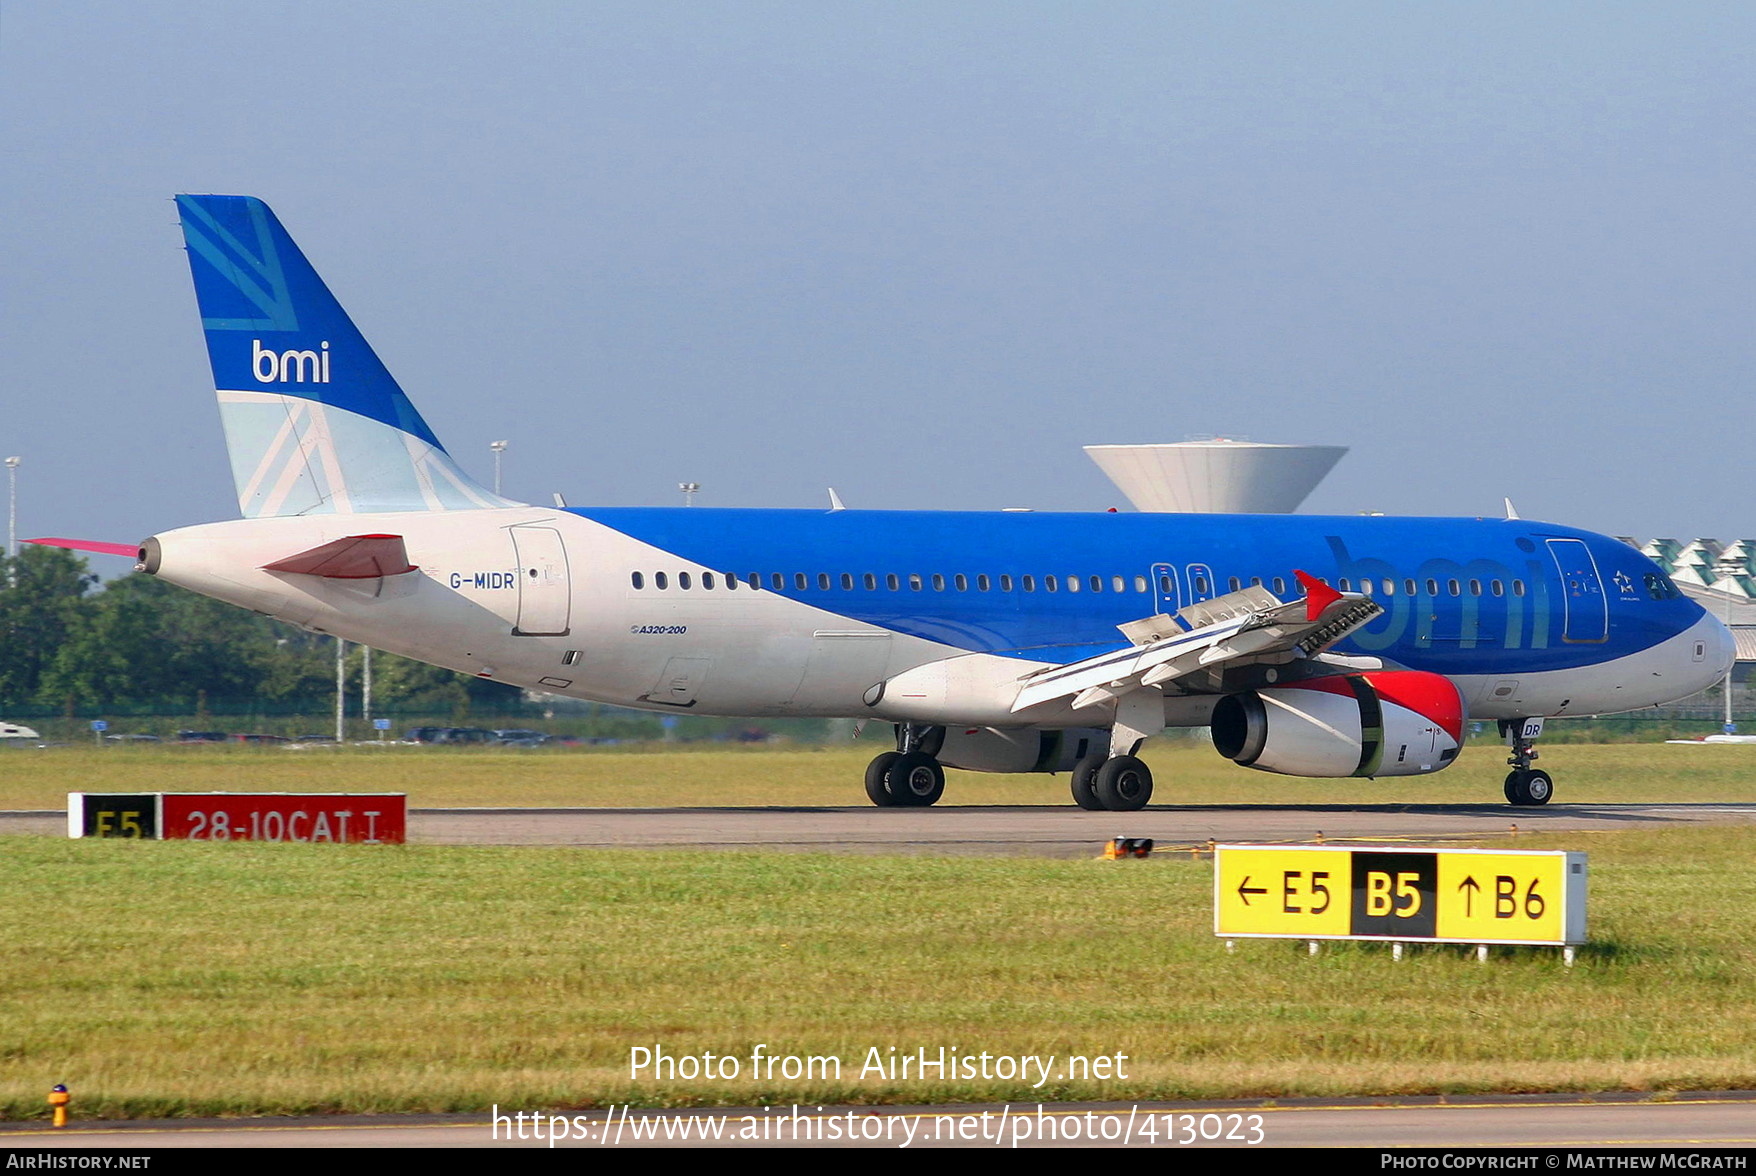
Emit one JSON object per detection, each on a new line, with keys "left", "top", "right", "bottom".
{"left": 1151, "top": 563, "right": 1180, "bottom": 615}
{"left": 510, "top": 525, "right": 571, "bottom": 636}
{"left": 1185, "top": 563, "right": 1215, "bottom": 604}
{"left": 1547, "top": 539, "right": 1607, "bottom": 644}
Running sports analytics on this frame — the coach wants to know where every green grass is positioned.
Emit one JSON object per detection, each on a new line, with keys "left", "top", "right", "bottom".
{"left": 4, "top": 825, "right": 1756, "bottom": 1118}
{"left": 5, "top": 739, "right": 1756, "bottom": 810}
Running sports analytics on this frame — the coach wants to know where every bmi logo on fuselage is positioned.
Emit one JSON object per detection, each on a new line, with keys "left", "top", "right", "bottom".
{"left": 253, "top": 339, "right": 331, "bottom": 384}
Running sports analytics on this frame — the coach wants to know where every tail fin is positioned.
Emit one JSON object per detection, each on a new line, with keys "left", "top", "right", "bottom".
{"left": 176, "top": 194, "right": 517, "bottom": 516}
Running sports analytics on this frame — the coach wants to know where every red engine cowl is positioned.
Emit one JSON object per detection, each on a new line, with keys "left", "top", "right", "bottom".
{"left": 1210, "top": 671, "right": 1464, "bottom": 778}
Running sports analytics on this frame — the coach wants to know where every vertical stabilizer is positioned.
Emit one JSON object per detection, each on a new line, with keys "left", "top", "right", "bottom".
{"left": 176, "top": 194, "right": 517, "bottom": 516}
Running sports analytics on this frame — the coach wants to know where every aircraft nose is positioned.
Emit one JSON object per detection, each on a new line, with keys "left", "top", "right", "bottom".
{"left": 1682, "top": 611, "right": 1738, "bottom": 695}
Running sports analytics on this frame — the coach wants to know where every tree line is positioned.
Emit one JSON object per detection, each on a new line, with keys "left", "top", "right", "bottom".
{"left": 0, "top": 546, "right": 515, "bottom": 719}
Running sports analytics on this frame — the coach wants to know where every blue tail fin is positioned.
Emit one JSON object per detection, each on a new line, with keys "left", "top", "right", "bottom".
{"left": 176, "top": 194, "right": 516, "bottom": 516}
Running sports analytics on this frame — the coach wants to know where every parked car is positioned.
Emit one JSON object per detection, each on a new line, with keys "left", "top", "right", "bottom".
{"left": 176, "top": 730, "right": 228, "bottom": 743}
{"left": 493, "top": 728, "right": 549, "bottom": 747}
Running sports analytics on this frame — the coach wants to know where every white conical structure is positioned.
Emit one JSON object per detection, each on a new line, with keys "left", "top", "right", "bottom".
{"left": 1083, "top": 440, "right": 1347, "bottom": 514}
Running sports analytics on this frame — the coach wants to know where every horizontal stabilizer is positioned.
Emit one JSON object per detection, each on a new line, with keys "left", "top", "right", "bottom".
{"left": 260, "top": 533, "right": 416, "bottom": 579}
{"left": 24, "top": 537, "right": 140, "bottom": 559}
{"left": 1011, "top": 572, "right": 1384, "bottom": 712}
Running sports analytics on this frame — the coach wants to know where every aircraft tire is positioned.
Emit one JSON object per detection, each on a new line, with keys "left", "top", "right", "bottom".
{"left": 1094, "top": 755, "right": 1153, "bottom": 812}
{"left": 886, "top": 751, "right": 945, "bottom": 807}
{"left": 865, "top": 752, "right": 902, "bottom": 807}
{"left": 1070, "top": 755, "right": 1105, "bottom": 810}
{"left": 1504, "top": 769, "right": 1553, "bottom": 806}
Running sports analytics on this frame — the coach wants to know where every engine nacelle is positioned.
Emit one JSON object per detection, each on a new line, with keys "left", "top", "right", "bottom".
{"left": 935, "top": 727, "right": 1109, "bottom": 775}
{"left": 1210, "top": 671, "right": 1464, "bottom": 778}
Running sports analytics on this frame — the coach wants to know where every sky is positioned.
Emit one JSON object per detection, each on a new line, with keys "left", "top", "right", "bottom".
{"left": 3, "top": 1, "right": 1754, "bottom": 559}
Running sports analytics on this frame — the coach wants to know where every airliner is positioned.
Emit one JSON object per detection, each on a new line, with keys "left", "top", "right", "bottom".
{"left": 38, "top": 196, "right": 1735, "bottom": 811}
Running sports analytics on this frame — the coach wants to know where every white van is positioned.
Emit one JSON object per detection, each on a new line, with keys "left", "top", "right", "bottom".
{"left": 0, "top": 722, "right": 42, "bottom": 740}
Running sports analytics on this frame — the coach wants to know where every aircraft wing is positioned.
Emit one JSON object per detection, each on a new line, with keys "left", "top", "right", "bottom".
{"left": 1010, "top": 570, "right": 1384, "bottom": 713}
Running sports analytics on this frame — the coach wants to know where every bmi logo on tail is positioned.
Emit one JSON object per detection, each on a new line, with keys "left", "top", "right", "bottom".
{"left": 252, "top": 339, "right": 331, "bottom": 383}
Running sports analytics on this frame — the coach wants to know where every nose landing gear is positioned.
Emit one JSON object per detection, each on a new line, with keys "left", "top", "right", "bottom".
{"left": 1501, "top": 718, "right": 1552, "bottom": 806}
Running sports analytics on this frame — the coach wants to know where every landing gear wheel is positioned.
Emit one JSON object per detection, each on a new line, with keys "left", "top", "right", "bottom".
{"left": 865, "top": 752, "right": 902, "bottom": 807}
{"left": 1503, "top": 769, "right": 1553, "bottom": 806}
{"left": 1094, "top": 755, "right": 1153, "bottom": 812}
{"left": 1070, "top": 755, "right": 1105, "bottom": 811}
{"left": 885, "top": 751, "right": 945, "bottom": 807}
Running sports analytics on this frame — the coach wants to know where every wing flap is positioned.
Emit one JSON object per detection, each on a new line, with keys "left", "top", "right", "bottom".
{"left": 1010, "top": 571, "right": 1384, "bottom": 713}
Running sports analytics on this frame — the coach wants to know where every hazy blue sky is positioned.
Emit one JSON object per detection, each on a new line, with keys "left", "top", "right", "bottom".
{"left": 4, "top": 2, "right": 1753, "bottom": 556}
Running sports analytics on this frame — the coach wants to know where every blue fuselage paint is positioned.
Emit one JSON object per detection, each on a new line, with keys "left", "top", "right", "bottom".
{"left": 571, "top": 508, "right": 1702, "bottom": 677}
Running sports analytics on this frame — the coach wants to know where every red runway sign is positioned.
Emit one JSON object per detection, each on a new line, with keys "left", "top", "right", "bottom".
{"left": 70, "top": 793, "right": 405, "bottom": 844}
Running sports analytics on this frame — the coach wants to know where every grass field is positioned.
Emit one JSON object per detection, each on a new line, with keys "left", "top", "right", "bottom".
{"left": 5, "top": 738, "right": 1756, "bottom": 810}
{"left": 4, "top": 741, "right": 1754, "bottom": 1120}
{"left": 3, "top": 824, "right": 1756, "bottom": 1119}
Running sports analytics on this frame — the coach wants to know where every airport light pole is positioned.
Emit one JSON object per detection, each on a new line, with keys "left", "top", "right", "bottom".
{"left": 679, "top": 482, "right": 700, "bottom": 507}
{"left": 490, "top": 440, "right": 508, "bottom": 496}
{"left": 335, "top": 636, "right": 347, "bottom": 744}
{"left": 1716, "top": 557, "right": 1740, "bottom": 735}
{"left": 5, "top": 456, "right": 18, "bottom": 559}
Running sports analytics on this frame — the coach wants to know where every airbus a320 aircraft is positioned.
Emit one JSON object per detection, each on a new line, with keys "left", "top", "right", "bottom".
{"left": 42, "top": 196, "right": 1735, "bottom": 812}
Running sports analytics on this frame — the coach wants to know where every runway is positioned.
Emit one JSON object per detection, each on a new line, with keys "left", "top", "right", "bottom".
{"left": 6, "top": 802, "right": 1756, "bottom": 855}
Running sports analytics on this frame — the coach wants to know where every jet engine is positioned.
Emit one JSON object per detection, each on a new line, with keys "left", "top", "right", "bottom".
{"left": 1210, "top": 671, "right": 1464, "bottom": 778}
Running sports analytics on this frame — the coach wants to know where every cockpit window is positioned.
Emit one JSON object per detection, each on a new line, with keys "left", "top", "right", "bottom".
{"left": 1645, "top": 573, "right": 1682, "bottom": 600}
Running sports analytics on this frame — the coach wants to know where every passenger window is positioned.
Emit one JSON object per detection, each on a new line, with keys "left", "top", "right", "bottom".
{"left": 909, "top": 574, "right": 923, "bottom": 591}
{"left": 1425, "top": 579, "right": 1438, "bottom": 596}
{"left": 1228, "top": 577, "right": 1241, "bottom": 592}
{"left": 1193, "top": 576, "right": 1207, "bottom": 594}
{"left": 1382, "top": 579, "right": 1395, "bottom": 596}
{"left": 1469, "top": 579, "right": 1481, "bottom": 596}
{"left": 1045, "top": 575, "right": 1058, "bottom": 592}
{"left": 1513, "top": 580, "right": 1526, "bottom": 596}
{"left": 1000, "top": 575, "right": 1014, "bottom": 591}
{"left": 978, "top": 575, "right": 991, "bottom": 591}
{"left": 1113, "top": 576, "right": 1126, "bottom": 593}
{"left": 817, "top": 573, "right": 829, "bottom": 590}
{"left": 841, "top": 573, "right": 854, "bottom": 590}
{"left": 1339, "top": 578, "right": 1351, "bottom": 591}
{"left": 631, "top": 572, "right": 644, "bottom": 589}
{"left": 1135, "top": 576, "right": 1148, "bottom": 592}
{"left": 679, "top": 572, "right": 692, "bottom": 590}
{"left": 887, "top": 573, "right": 900, "bottom": 591}
{"left": 725, "top": 574, "right": 737, "bottom": 591}
{"left": 655, "top": 572, "right": 668, "bottom": 590}
{"left": 747, "top": 573, "right": 761, "bottom": 589}
{"left": 1065, "top": 575, "right": 1079, "bottom": 593}
{"left": 864, "top": 573, "right": 876, "bottom": 590}
{"left": 930, "top": 574, "right": 943, "bottom": 591}
{"left": 771, "top": 573, "right": 784, "bottom": 591}
{"left": 702, "top": 572, "right": 715, "bottom": 590}
{"left": 955, "top": 574, "right": 968, "bottom": 591}
{"left": 1491, "top": 580, "right": 1503, "bottom": 596}
{"left": 1447, "top": 579, "right": 1460, "bottom": 596}
{"left": 1091, "top": 576, "right": 1103, "bottom": 593}
{"left": 1272, "top": 577, "right": 1286, "bottom": 595}
{"left": 1022, "top": 575, "right": 1035, "bottom": 592}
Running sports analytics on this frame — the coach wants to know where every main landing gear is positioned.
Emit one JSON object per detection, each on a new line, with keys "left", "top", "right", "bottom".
{"left": 1071, "top": 754, "right": 1154, "bottom": 812}
{"left": 1501, "top": 718, "right": 1553, "bottom": 807}
{"left": 864, "top": 725, "right": 946, "bottom": 807}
